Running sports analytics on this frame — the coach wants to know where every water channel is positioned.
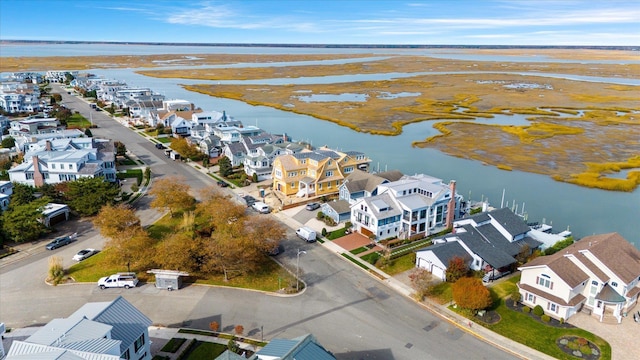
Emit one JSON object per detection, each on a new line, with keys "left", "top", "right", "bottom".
{"left": 3, "top": 45, "right": 638, "bottom": 247}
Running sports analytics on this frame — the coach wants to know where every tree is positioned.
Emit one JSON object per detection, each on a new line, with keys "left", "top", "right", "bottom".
{"left": 51, "top": 93, "right": 62, "bottom": 103}
{"left": 154, "top": 232, "right": 209, "bottom": 273}
{"left": 234, "top": 325, "right": 244, "bottom": 336}
{"left": 114, "top": 141, "right": 127, "bottom": 156}
{"left": 64, "top": 72, "right": 74, "bottom": 84}
{"left": 218, "top": 156, "right": 232, "bottom": 177}
{"left": 9, "top": 182, "right": 36, "bottom": 206}
{"left": 149, "top": 177, "right": 195, "bottom": 217}
{"left": 408, "top": 267, "right": 433, "bottom": 300}
{"left": 446, "top": 256, "right": 470, "bottom": 283}
{"left": 102, "top": 226, "right": 156, "bottom": 271}
{"left": 1, "top": 197, "right": 50, "bottom": 242}
{"left": 93, "top": 204, "right": 141, "bottom": 239}
{"left": 1, "top": 136, "right": 15, "bottom": 149}
{"left": 53, "top": 106, "right": 72, "bottom": 123}
{"left": 84, "top": 128, "right": 93, "bottom": 137}
{"left": 170, "top": 137, "right": 202, "bottom": 160}
{"left": 452, "top": 277, "right": 493, "bottom": 313}
{"left": 65, "top": 177, "right": 121, "bottom": 217}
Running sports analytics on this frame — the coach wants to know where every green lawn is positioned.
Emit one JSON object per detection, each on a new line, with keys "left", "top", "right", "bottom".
{"left": 66, "top": 113, "right": 91, "bottom": 128}
{"left": 350, "top": 246, "right": 368, "bottom": 255}
{"left": 67, "top": 251, "right": 129, "bottom": 282}
{"left": 185, "top": 341, "right": 228, "bottom": 360}
{"left": 157, "top": 137, "right": 172, "bottom": 143}
{"left": 379, "top": 252, "right": 416, "bottom": 276}
{"left": 470, "top": 277, "right": 612, "bottom": 360}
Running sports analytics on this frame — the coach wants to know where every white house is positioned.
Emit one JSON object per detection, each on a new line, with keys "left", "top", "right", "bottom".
{"left": 8, "top": 138, "right": 117, "bottom": 186}
{"left": 415, "top": 207, "right": 542, "bottom": 281}
{"left": 0, "top": 181, "right": 13, "bottom": 211}
{"left": 8, "top": 117, "right": 64, "bottom": 137}
{"left": 351, "top": 174, "right": 463, "bottom": 241}
{"left": 5, "top": 296, "right": 152, "bottom": 360}
{"left": 339, "top": 169, "right": 404, "bottom": 204}
{"left": 518, "top": 232, "right": 640, "bottom": 323}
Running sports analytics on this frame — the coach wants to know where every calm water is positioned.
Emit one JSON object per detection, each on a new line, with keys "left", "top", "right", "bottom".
{"left": 3, "top": 44, "right": 638, "bottom": 247}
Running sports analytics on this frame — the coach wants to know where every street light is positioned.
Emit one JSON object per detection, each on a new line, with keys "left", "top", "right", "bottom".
{"left": 296, "top": 249, "right": 306, "bottom": 292}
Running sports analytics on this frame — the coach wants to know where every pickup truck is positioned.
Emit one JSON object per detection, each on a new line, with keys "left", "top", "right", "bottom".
{"left": 98, "top": 273, "right": 139, "bottom": 289}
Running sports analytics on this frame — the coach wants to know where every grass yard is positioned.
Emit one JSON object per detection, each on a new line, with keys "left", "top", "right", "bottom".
{"left": 184, "top": 341, "right": 227, "bottom": 359}
{"left": 379, "top": 253, "right": 416, "bottom": 276}
{"left": 157, "top": 137, "right": 172, "bottom": 143}
{"left": 66, "top": 113, "right": 91, "bottom": 129}
{"left": 67, "top": 251, "right": 133, "bottom": 282}
{"left": 465, "top": 277, "right": 612, "bottom": 360}
{"left": 117, "top": 169, "right": 143, "bottom": 185}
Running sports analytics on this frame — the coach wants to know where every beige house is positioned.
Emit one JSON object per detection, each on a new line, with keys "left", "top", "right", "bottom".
{"left": 518, "top": 233, "right": 640, "bottom": 323}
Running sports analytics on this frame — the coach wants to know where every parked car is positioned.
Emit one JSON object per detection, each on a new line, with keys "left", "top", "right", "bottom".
{"left": 305, "top": 202, "right": 320, "bottom": 211}
{"left": 155, "top": 143, "right": 165, "bottom": 149}
{"left": 243, "top": 195, "right": 257, "bottom": 207}
{"left": 296, "top": 227, "right": 317, "bottom": 242}
{"left": 98, "top": 273, "right": 139, "bottom": 289}
{"left": 73, "top": 248, "right": 98, "bottom": 261}
{"left": 217, "top": 181, "right": 228, "bottom": 187}
{"left": 251, "top": 201, "right": 271, "bottom": 214}
{"left": 45, "top": 236, "right": 73, "bottom": 250}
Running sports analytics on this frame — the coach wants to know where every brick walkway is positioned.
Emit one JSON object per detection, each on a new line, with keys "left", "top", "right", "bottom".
{"left": 331, "top": 233, "right": 372, "bottom": 251}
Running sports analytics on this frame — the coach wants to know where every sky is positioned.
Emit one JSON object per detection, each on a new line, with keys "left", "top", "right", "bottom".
{"left": 1, "top": 0, "right": 639, "bottom": 46}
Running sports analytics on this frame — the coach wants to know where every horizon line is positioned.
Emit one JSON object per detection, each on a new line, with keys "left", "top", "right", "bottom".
{"left": 1, "top": 40, "right": 638, "bottom": 50}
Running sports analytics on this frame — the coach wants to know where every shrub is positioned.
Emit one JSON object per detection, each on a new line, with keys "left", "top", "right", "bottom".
{"left": 209, "top": 321, "right": 219, "bottom": 332}
{"left": 576, "top": 338, "right": 588, "bottom": 346}
{"left": 322, "top": 228, "right": 327, "bottom": 236}
{"left": 541, "top": 315, "right": 551, "bottom": 322}
{"left": 580, "top": 345, "right": 592, "bottom": 355}
{"left": 234, "top": 325, "right": 244, "bottom": 336}
{"left": 510, "top": 291, "right": 521, "bottom": 303}
{"left": 522, "top": 306, "right": 531, "bottom": 313}
{"left": 560, "top": 317, "right": 565, "bottom": 324}
{"left": 532, "top": 305, "right": 544, "bottom": 316}
{"left": 316, "top": 212, "right": 324, "bottom": 220}
{"left": 48, "top": 256, "right": 65, "bottom": 285}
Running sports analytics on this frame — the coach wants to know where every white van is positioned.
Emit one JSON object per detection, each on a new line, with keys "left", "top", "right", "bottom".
{"left": 252, "top": 201, "right": 271, "bottom": 214}
{"left": 296, "top": 226, "right": 317, "bottom": 242}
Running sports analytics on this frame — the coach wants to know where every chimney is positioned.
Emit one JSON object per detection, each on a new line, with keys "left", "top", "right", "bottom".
{"left": 445, "top": 180, "right": 456, "bottom": 229}
{"left": 32, "top": 156, "right": 45, "bottom": 187}
{"left": 45, "top": 140, "right": 52, "bottom": 151}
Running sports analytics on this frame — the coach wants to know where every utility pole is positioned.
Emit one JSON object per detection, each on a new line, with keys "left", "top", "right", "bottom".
{"left": 296, "top": 249, "right": 306, "bottom": 292}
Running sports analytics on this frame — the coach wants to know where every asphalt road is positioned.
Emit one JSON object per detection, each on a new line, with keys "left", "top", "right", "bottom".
{"left": 0, "top": 86, "right": 518, "bottom": 360}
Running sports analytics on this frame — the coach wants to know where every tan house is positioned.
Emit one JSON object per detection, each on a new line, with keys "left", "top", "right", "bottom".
{"left": 272, "top": 146, "right": 370, "bottom": 200}
{"left": 518, "top": 233, "right": 640, "bottom": 323}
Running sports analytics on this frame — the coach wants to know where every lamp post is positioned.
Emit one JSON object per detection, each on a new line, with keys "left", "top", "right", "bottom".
{"left": 296, "top": 249, "right": 306, "bottom": 292}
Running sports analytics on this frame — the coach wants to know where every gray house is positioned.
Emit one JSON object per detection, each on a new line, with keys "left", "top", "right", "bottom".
{"left": 6, "top": 296, "right": 152, "bottom": 360}
{"left": 321, "top": 199, "right": 352, "bottom": 224}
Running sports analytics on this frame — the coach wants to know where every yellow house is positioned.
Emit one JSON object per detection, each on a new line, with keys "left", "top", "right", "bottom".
{"left": 272, "top": 146, "right": 371, "bottom": 199}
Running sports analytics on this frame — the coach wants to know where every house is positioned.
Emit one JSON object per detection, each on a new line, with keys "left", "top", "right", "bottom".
{"left": 234, "top": 333, "right": 335, "bottom": 360}
{"left": 321, "top": 199, "right": 352, "bottom": 224}
{"left": 170, "top": 116, "right": 193, "bottom": 137}
{"left": 8, "top": 138, "right": 117, "bottom": 186}
{"left": 271, "top": 146, "right": 371, "bottom": 200}
{"left": 338, "top": 169, "right": 404, "bottom": 204}
{"left": 8, "top": 117, "right": 64, "bottom": 137}
{"left": 0, "top": 180, "right": 12, "bottom": 211}
{"left": 518, "top": 232, "right": 640, "bottom": 323}
{"left": 415, "top": 207, "right": 542, "bottom": 280}
{"left": 5, "top": 296, "right": 152, "bottom": 360}
{"left": 351, "top": 174, "right": 463, "bottom": 241}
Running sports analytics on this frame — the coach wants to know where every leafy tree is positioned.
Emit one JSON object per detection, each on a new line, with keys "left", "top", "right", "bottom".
{"left": 1, "top": 197, "right": 50, "bottom": 242}
{"left": 218, "top": 156, "right": 232, "bottom": 177}
{"left": 84, "top": 128, "right": 93, "bottom": 137}
{"left": 408, "top": 267, "right": 434, "bottom": 300}
{"left": 149, "top": 177, "right": 195, "bottom": 217}
{"left": 102, "top": 226, "right": 156, "bottom": 271}
{"left": 64, "top": 72, "right": 74, "bottom": 84}
{"left": 9, "top": 182, "right": 36, "bottom": 206}
{"left": 93, "top": 204, "right": 141, "bottom": 239}
{"left": 194, "top": 190, "right": 246, "bottom": 235}
{"left": 252, "top": 172, "right": 258, "bottom": 183}
{"left": 65, "top": 177, "right": 121, "bottom": 216}
{"left": 1, "top": 136, "right": 15, "bottom": 149}
{"left": 51, "top": 93, "right": 62, "bottom": 103}
{"left": 39, "top": 183, "right": 64, "bottom": 203}
{"left": 53, "top": 106, "right": 72, "bottom": 123}
{"left": 170, "top": 137, "right": 203, "bottom": 160}
{"left": 114, "top": 141, "right": 127, "bottom": 156}
{"left": 446, "top": 256, "right": 470, "bottom": 283}
{"left": 452, "top": 277, "right": 493, "bottom": 313}
{"left": 154, "top": 232, "right": 208, "bottom": 273}
{"left": 85, "top": 89, "right": 97, "bottom": 98}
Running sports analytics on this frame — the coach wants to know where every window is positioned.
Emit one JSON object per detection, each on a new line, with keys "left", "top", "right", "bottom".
{"left": 51, "top": 164, "right": 56, "bottom": 169}
{"left": 548, "top": 303, "right": 558, "bottom": 313}
{"left": 290, "top": 182, "right": 296, "bottom": 188}
{"left": 134, "top": 334, "right": 145, "bottom": 352}
{"left": 536, "top": 274, "right": 553, "bottom": 289}
{"left": 122, "top": 349, "right": 130, "bottom": 360}
{"left": 611, "top": 282, "right": 618, "bottom": 287}
{"left": 527, "top": 293, "right": 536, "bottom": 303}
{"left": 325, "top": 170, "right": 333, "bottom": 177}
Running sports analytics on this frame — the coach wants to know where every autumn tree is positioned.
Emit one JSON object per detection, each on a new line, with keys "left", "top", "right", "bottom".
{"left": 102, "top": 226, "right": 156, "bottom": 271}
{"left": 408, "top": 267, "right": 433, "bottom": 300}
{"left": 93, "top": 204, "right": 141, "bottom": 239}
{"left": 446, "top": 256, "right": 470, "bottom": 283}
{"left": 195, "top": 190, "right": 246, "bottom": 236}
{"left": 170, "top": 137, "right": 203, "bottom": 160}
{"left": 154, "top": 232, "right": 209, "bottom": 273}
{"left": 149, "top": 177, "right": 195, "bottom": 217}
{"left": 452, "top": 277, "right": 493, "bottom": 313}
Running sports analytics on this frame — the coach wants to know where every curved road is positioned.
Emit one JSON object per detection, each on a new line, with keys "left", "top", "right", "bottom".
{"left": 0, "top": 86, "right": 518, "bottom": 360}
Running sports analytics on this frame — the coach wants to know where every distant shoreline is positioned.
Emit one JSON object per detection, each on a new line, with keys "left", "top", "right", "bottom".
{"left": 1, "top": 40, "right": 637, "bottom": 51}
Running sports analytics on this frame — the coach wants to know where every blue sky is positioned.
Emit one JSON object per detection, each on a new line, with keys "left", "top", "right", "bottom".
{"left": 1, "top": 0, "right": 639, "bottom": 45}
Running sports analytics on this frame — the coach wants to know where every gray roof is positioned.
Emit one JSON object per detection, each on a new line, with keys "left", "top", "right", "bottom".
{"left": 489, "top": 207, "right": 531, "bottom": 237}
{"left": 254, "top": 334, "right": 335, "bottom": 360}
{"left": 457, "top": 225, "right": 516, "bottom": 269}
{"left": 418, "top": 241, "right": 470, "bottom": 266}
{"left": 595, "top": 283, "right": 626, "bottom": 303}
{"left": 72, "top": 296, "right": 152, "bottom": 354}
{"left": 324, "top": 199, "right": 351, "bottom": 214}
